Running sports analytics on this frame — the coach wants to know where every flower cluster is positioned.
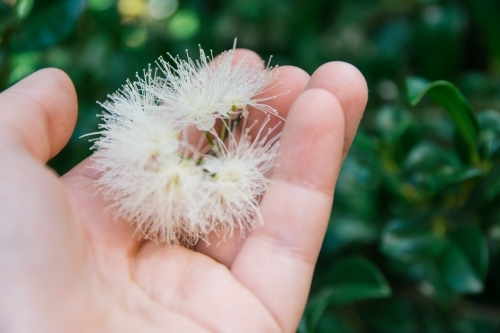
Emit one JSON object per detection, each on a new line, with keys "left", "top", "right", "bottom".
{"left": 89, "top": 43, "right": 281, "bottom": 245}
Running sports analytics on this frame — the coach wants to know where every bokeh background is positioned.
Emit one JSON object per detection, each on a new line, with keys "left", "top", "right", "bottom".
{"left": 2, "top": 0, "right": 500, "bottom": 332}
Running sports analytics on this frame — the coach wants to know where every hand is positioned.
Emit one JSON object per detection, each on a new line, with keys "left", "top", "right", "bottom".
{"left": 0, "top": 50, "right": 367, "bottom": 333}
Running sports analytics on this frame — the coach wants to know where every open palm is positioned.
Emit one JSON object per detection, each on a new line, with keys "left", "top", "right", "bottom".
{"left": 0, "top": 50, "right": 367, "bottom": 333}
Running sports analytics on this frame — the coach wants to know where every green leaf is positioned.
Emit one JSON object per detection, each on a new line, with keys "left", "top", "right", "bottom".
{"left": 15, "top": 0, "right": 34, "bottom": 19}
{"left": 413, "top": 262, "right": 458, "bottom": 308}
{"left": 440, "top": 226, "right": 488, "bottom": 294}
{"left": 450, "top": 226, "right": 489, "bottom": 280}
{"left": 405, "top": 77, "right": 480, "bottom": 164}
{"left": 374, "top": 106, "right": 416, "bottom": 144}
{"left": 478, "top": 110, "right": 500, "bottom": 161}
{"left": 433, "top": 167, "right": 484, "bottom": 189}
{"left": 381, "top": 219, "right": 447, "bottom": 261}
{"left": 324, "top": 215, "right": 378, "bottom": 254}
{"left": 299, "top": 309, "right": 351, "bottom": 333}
{"left": 301, "top": 292, "right": 334, "bottom": 333}
{"left": 402, "top": 141, "right": 448, "bottom": 173}
{"left": 485, "top": 174, "right": 500, "bottom": 201}
{"left": 303, "top": 257, "right": 391, "bottom": 332}
{"left": 315, "top": 314, "right": 352, "bottom": 333}
{"left": 334, "top": 144, "right": 380, "bottom": 220}
{"left": 400, "top": 141, "right": 478, "bottom": 193}
{"left": 11, "top": 0, "right": 86, "bottom": 51}
{"left": 441, "top": 244, "right": 483, "bottom": 293}
{"left": 326, "top": 257, "right": 391, "bottom": 305}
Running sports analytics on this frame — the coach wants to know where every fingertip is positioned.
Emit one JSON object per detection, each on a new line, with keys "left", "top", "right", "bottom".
{"left": 23, "top": 68, "right": 77, "bottom": 106}
{"left": 33, "top": 68, "right": 78, "bottom": 150}
{"left": 308, "top": 61, "right": 368, "bottom": 112}
{"left": 276, "top": 66, "right": 311, "bottom": 94}
{"left": 35, "top": 68, "right": 77, "bottom": 97}
{"left": 306, "top": 61, "right": 367, "bottom": 158}
{"left": 0, "top": 68, "right": 78, "bottom": 161}
{"left": 28, "top": 68, "right": 78, "bottom": 159}
{"left": 242, "top": 65, "right": 310, "bottom": 140}
{"left": 256, "top": 65, "right": 310, "bottom": 117}
{"left": 267, "top": 65, "right": 310, "bottom": 118}
{"left": 234, "top": 48, "right": 263, "bottom": 63}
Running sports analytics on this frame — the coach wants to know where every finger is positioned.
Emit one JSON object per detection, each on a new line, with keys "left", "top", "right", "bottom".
{"left": 195, "top": 65, "right": 310, "bottom": 266}
{"left": 232, "top": 49, "right": 263, "bottom": 67}
{"left": 231, "top": 88, "right": 345, "bottom": 333}
{"left": 305, "top": 61, "right": 368, "bottom": 159}
{"left": 0, "top": 68, "right": 77, "bottom": 163}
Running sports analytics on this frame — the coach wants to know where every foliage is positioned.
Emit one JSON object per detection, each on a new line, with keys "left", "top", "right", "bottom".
{"left": 310, "top": 77, "right": 500, "bottom": 333}
{"left": 1, "top": 0, "right": 500, "bottom": 332}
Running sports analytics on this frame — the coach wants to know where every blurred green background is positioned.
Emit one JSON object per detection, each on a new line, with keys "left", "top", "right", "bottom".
{"left": 2, "top": 0, "right": 500, "bottom": 332}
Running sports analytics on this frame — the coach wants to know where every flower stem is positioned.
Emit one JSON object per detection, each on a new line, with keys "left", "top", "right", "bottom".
{"left": 205, "top": 131, "right": 214, "bottom": 146}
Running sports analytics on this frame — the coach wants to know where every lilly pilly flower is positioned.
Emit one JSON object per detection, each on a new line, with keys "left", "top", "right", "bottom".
{"left": 90, "top": 79, "right": 207, "bottom": 244}
{"left": 89, "top": 41, "right": 281, "bottom": 245}
{"left": 149, "top": 41, "right": 280, "bottom": 130}
{"left": 200, "top": 117, "right": 280, "bottom": 238}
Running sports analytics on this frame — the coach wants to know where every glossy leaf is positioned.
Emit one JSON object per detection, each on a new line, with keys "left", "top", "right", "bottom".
{"left": 477, "top": 110, "right": 500, "bottom": 161}
{"left": 413, "top": 262, "right": 457, "bottom": 308}
{"left": 406, "top": 77, "right": 480, "bottom": 164}
{"left": 450, "top": 226, "right": 489, "bottom": 280}
{"left": 303, "top": 257, "right": 391, "bottom": 332}
{"left": 440, "top": 226, "right": 488, "bottom": 294}
{"left": 315, "top": 314, "right": 351, "bottom": 333}
{"left": 301, "top": 291, "right": 334, "bottom": 333}
{"left": 381, "top": 219, "right": 447, "bottom": 261}
{"left": 399, "top": 141, "right": 479, "bottom": 194}
{"left": 299, "top": 309, "right": 351, "bottom": 333}
{"left": 11, "top": 0, "right": 86, "bottom": 51}
{"left": 374, "top": 106, "right": 416, "bottom": 144}
{"left": 326, "top": 257, "right": 391, "bottom": 305}
{"left": 402, "top": 141, "right": 448, "bottom": 173}
{"left": 15, "top": 0, "right": 34, "bottom": 19}
{"left": 485, "top": 174, "right": 500, "bottom": 201}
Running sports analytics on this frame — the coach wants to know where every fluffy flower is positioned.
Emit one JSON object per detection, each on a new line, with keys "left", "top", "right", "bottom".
{"left": 148, "top": 42, "right": 280, "bottom": 130}
{"left": 200, "top": 117, "right": 280, "bottom": 238}
{"left": 89, "top": 41, "right": 282, "bottom": 245}
{"left": 91, "top": 78, "right": 209, "bottom": 244}
{"left": 92, "top": 77, "right": 179, "bottom": 170}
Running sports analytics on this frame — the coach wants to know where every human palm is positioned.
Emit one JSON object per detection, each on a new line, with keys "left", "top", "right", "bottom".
{"left": 0, "top": 50, "right": 367, "bottom": 333}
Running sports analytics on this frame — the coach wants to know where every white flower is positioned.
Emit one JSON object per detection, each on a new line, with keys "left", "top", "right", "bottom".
{"left": 148, "top": 41, "right": 280, "bottom": 130}
{"left": 90, "top": 77, "right": 211, "bottom": 244}
{"left": 113, "top": 157, "right": 206, "bottom": 244}
{"left": 89, "top": 41, "right": 282, "bottom": 245}
{"left": 199, "top": 117, "right": 280, "bottom": 237}
{"left": 92, "top": 77, "right": 180, "bottom": 170}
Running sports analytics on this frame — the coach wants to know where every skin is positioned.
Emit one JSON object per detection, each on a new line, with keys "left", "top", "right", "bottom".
{"left": 0, "top": 49, "right": 367, "bottom": 333}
